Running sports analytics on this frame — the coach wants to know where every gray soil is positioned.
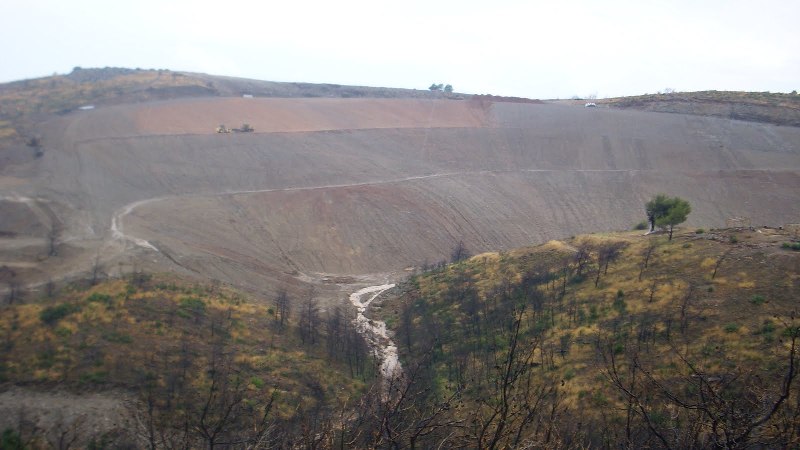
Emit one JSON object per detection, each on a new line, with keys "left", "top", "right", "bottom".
{"left": 0, "top": 387, "right": 130, "bottom": 445}
{"left": 1, "top": 97, "right": 799, "bottom": 301}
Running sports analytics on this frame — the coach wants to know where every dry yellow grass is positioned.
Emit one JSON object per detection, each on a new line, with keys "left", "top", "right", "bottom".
{"left": 386, "top": 227, "right": 800, "bottom": 416}
{"left": 0, "top": 274, "right": 366, "bottom": 418}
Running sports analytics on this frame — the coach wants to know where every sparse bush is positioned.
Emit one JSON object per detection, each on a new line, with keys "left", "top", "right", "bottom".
{"left": 87, "top": 292, "right": 113, "bottom": 305}
{"left": 570, "top": 273, "right": 587, "bottom": 285}
{"left": 37, "top": 349, "right": 55, "bottom": 368}
{"left": 695, "top": 228, "right": 705, "bottom": 234}
{"left": 682, "top": 243, "right": 692, "bottom": 248}
{"left": 80, "top": 370, "right": 108, "bottom": 384}
{"left": 40, "top": 303, "right": 80, "bottom": 325}
{"left": 1, "top": 428, "right": 24, "bottom": 449}
{"left": 250, "top": 376, "right": 265, "bottom": 389}
{"left": 55, "top": 326, "right": 72, "bottom": 338}
{"left": 577, "top": 308, "right": 587, "bottom": 324}
{"left": 634, "top": 221, "right": 648, "bottom": 230}
{"left": 782, "top": 242, "right": 800, "bottom": 251}
{"left": 758, "top": 320, "right": 776, "bottom": 335}
{"left": 613, "top": 294, "right": 627, "bottom": 314}
{"left": 180, "top": 296, "right": 206, "bottom": 314}
{"left": 103, "top": 331, "right": 133, "bottom": 344}
{"left": 782, "top": 326, "right": 800, "bottom": 338}
{"left": 450, "top": 240, "right": 471, "bottom": 263}
{"left": 724, "top": 323, "right": 740, "bottom": 333}
{"left": 589, "top": 304, "right": 599, "bottom": 322}
{"left": 730, "top": 235, "right": 739, "bottom": 244}
{"left": 751, "top": 294, "right": 766, "bottom": 305}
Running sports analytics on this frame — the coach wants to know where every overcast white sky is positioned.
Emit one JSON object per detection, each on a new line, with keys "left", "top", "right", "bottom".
{"left": 2, "top": 0, "right": 797, "bottom": 99}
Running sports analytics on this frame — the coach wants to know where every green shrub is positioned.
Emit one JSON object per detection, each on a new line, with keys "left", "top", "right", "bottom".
{"left": 570, "top": 273, "right": 587, "bottom": 285}
{"left": 87, "top": 433, "right": 117, "bottom": 450}
{"left": 577, "top": 308, "right": 587, "bottom": 325}
{"left": 759, "top": 320, "right": 776, "bottom": 335}
{"left": 80, "top": 370, "right": 108, "bottom": 384}
{"left": 751, "top": 295, "right": 766, "bottom": 305}
{"left": 695, "top": 228, "right": 705, "bottom": 234}
{"left": 724, "top": 323, "right": 740, "bottom": 333}
{"left": 55, "top": 326, "right": 72, "bottom": 338}
{"left": 250, "top": 376, "right": 265, "bottom": 389}
{"left": 87, "top": 292, "right": 113, "bottom": 305}
{"left": 40, "top": 303, "right": 80, "bottom": 325}
{"left": 782, "top": 242, "right": 800, "bottom": 251}
{"left": 37, "top": 349, "right": 55, "bottom": 369}
{"left": 179, "top": 296, "right": 206, "bottom": 315}
{"left": 592, "top": 390, "right": 609, "bottom": 406}
{"left": 730, "top": 236, "right": 739, "bottom": 244}
{"left": 782, "top": 326, "right": 800, "bottom": 338}
{"left": 588, "top": 305, "right": 599, "bottom": 323}
{"left": 613, "top": 291, "right": 627, "bottom": 314}
{"left": 634, "top": 221, "right": 648, "bottom": 231}
{"left": 1, "top": 429, "right": 24, "bottom": 450}
{"left": 103, "top": 331, "right": 133, "bottom": 344}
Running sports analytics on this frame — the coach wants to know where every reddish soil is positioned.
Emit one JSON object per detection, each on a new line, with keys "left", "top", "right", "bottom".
{"left": 128, "top": 97, "right": 489, "bottom": 135}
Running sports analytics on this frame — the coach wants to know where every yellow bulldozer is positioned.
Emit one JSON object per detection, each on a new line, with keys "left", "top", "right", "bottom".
{"left": 233, "top": 123, "right": 254, "bottom": 133}
{"left": 217, "top": 123, "right": 253, "bottom": 133}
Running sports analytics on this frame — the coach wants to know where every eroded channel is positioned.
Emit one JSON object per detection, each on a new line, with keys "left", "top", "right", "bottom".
{"left": 349, "top": 284, "right": 400, "bottom": 379}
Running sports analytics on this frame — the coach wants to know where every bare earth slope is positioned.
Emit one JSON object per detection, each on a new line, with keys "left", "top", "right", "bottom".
{"left": 2, "top": 94, "right": 800, "bottom": 297}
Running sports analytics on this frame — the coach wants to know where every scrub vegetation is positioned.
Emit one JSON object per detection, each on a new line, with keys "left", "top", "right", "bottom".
{"left": 373, "top": 226, "right": 800, "bottom": 448}
{"left": 0, "top": 274, "right": 374, "bottom": 448}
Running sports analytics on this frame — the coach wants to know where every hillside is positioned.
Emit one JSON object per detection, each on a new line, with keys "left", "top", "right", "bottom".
{"left": 598, "top": 90, "right": 800, "bottom": 127}
{"left": 3, "top": 225, "right": 799, "bottom": 448}
{"left": 1, "top": 68, "right": 800, "bottom": 447}
{"left": 1, "top": 70, "right": 798, "bottom": 302}
{"left": 0, "top": 274, "right": 372, "bottom": 448}
{"left": 0, "top": 67, "right": 445, "bottom": 168}
{"left": 0, "top": 67, "right": 442, "bottom": 144}
{"left": 371, "top": 226, "right": 800, "bottom": 448}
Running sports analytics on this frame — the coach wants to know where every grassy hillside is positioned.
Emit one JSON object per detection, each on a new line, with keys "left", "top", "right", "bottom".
{"left": 0, "top": 274, "right": 373, "bottom": 448}
{"left": 0, "top": 68, "right": 212, "bottom": 124}
{"left": 374, "top": 226, "right": 800, "bottom": 448}
{"left": 600, "top": 90, "right": 800, "bottom": 126}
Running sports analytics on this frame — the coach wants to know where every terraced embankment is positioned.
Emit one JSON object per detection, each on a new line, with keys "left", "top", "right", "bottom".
{"left": 2, "top": 96, "right": 800, "bottom": 300}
